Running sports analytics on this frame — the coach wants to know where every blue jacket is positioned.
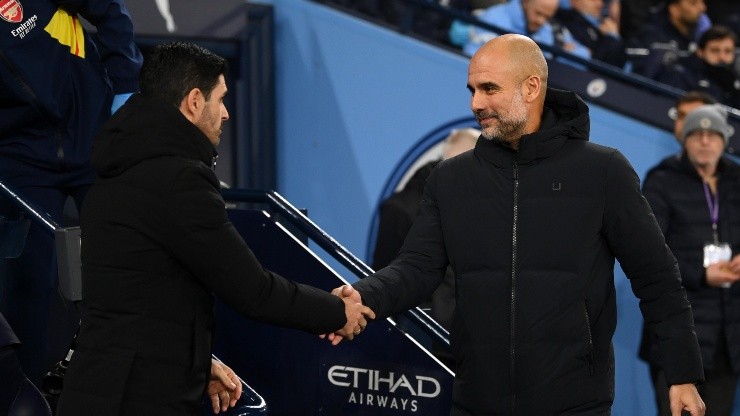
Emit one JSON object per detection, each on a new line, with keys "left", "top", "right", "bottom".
{"left": 463, "top": 0, "right": 590, "bottom": 58}
{"left": 0, "top": 0, "right": 142, "bottom": 170}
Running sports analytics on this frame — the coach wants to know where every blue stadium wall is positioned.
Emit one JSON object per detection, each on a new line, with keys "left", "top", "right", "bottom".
{"left": 260, "top": 0, "right": 704, "bottom": 414}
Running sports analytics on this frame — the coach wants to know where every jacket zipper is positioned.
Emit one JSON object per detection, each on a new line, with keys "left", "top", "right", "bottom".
{"left": 510, "top": 158, "right": 520, "bottom": 415}
{"left": 583, "top": 299, "right": 595, "bottom": 375}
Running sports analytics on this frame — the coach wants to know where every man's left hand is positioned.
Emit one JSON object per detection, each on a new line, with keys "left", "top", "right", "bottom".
{"left": 668, "top": 383, "right": 705, "bottom": 416}
{"left": 208, "top": 358, "right": 243, "bottom": 414}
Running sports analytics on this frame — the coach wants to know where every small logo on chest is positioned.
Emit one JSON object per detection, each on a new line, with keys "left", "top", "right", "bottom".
{"left": 0, "top": 0, "right": 22, "bottom": 23}
{"left": 552, "top": 182, "right": 562, "bottom": 191}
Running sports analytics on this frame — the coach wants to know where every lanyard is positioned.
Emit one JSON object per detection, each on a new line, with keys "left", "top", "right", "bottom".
{"left": 703, "top": 181, "right": 720, "bottom": 244}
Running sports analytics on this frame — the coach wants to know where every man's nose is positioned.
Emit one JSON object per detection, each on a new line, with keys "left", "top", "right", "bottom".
{"left": 470, "top": 93, "right": 484, "bottom": 112}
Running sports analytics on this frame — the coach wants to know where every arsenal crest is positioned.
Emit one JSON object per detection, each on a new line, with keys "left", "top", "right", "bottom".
{"left": 0, "top": 0, "right": 23, "bottom": 24}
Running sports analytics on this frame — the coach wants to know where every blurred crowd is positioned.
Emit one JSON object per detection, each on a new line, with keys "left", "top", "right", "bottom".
{"left": 319, "top": 0, "right": 739, "bottom": 109}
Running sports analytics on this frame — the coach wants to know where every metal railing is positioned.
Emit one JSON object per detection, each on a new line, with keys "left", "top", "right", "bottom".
{"left": 221, "top": 188, "right": 451, "bottom": 348}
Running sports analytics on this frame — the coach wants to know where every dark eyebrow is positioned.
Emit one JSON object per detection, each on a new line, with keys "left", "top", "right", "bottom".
{"left": 467, "top": 81, "right": 501, "bottom": 92}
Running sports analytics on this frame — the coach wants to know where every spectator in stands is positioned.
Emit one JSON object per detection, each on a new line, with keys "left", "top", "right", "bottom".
{"left": 637, "top": 92, "right": 716, "bottom": 411}
{"left": 384, "top": 0, "right": 476, "bottom": 47}
{"left": 372, "top": 127, "right": 479, "bottom": 335}
{"left": 556, "top": 0, "right": 627, "bottom": 67}
{"left": 668, "top": 91, "right": 718, "bottom": 140}
{"left": 55, "top": 42, "right": 375, "bottom": 416}
{"left": 626, "top": 0, "right": 709, "bottom": 78}
{"left": 328, "top": 34, "right": 706, "bottom": 415}
{"left": 462, "top": 0, "right": 591, "bottom": 58}
{"left": 318, "top": 0, "right": 471, "bottom": 46}
{"left": 620, "top": 0, "right": 661, "bottom": 40}
{"left": 705, "top": 0, "right": 739, "bottom": 38}
{"left": 639, "top": 103, "right": 740, "bottom": 416}
{"left": 0, "top": 0, "right": 142, "bottom": 387}
{"left": 657, "top": 25, "right": 739, "bottom": 109}
{"left": 472, "top": 0, "right": 506, "bottom": 8}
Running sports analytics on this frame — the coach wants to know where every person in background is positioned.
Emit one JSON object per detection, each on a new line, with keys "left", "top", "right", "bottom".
{"left": 372, "top": 127, "right": 479, "bottom": 366}
{"left": 462, "top": 0, "right": 591, "bottom": 58}
{"left": 55, "top": 41, "right": 374, "bottom": 416}
{"left": 317, "top": 0, "right": 471, "bottom": 46}
{"left": 668, "top": 91, "right": 719, "bottom": 142}
{"left": 372, "top": 127, "right": 480, "bottom": 272}
{"left": 639, "top": 103, "right": 740, "bottom": 416}
{"left": 657, "top": 25, "right": 739, "bottom": 109}
{"left": 556, "top": 0, "right": 627, "bottom": 67}
{"left": 626, "top": 0, "right": 709, "bottom": 78}
{"left": 329, "top": 34, "right": 706, "bottom": 415}
{"left": 0, "top": 0, "right": 143, "bottom": 387}
{"left": 704, "top": 0, "right": 739, "bottom": 38}
{"left": 620, "top": 0, "right": 659, "bottom": 38}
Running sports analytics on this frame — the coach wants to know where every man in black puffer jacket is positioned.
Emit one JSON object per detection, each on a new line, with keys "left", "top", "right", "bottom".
{"left": 640, "top": 104, "right": 740, "bottom": 416}
{"left": 55, "top": 42, "right": 375, "bottom": 416}
{"left": 328, "top": 34, "right": 706, "bottom": 415}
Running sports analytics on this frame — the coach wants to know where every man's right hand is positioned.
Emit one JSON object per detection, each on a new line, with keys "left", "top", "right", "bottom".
{"left": 321, "top": 285, "right": 375, "bottom": 345}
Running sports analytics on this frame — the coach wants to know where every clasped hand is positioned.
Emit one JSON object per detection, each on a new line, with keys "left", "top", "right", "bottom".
{"left": 706, "top": 254, "right": 740, "bottom": 288}
{"left": 320, "top": 285, "right": 375, "bottom": 345}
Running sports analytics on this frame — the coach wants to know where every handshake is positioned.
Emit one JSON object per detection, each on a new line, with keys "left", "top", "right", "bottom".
{"left": 321, "top": 285, "right": 376, "bottom": 346}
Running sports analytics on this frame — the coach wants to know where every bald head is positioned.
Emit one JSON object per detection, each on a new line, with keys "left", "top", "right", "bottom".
{"left": 472, "top": 34, "right": 548, "bottom": 97}
{"left": 467, "top": 35, "right": 549, "bottom": 148}
{"left": 522, "top": 0, "right": 560, "bottom": 33}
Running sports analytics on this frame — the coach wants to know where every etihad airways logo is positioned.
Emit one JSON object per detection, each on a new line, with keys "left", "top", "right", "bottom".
{"left": 327, "top": 365, "right": 441, "bottom": 412}
{"left": 0, "top": 0, "right": 22, "bottom": 23}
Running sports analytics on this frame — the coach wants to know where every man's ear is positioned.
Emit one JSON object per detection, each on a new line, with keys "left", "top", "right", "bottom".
{"left": 179, "top": 88, "right": 204, "bottom": 123}
{"left": 522, "top": 75, "right": 542, "bottom": 103}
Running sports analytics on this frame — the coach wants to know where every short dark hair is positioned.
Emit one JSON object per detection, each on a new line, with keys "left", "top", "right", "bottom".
{"left": 698, "top": 25, "right": 738, "bottom": 49}
{"left": 139, "top": 42, "right": 228, "bottom": 108}
{"left": 669, "top": 91, "right": 716, "bottom": 120}
{"left": 676, "top": 90, "right": 717, "bottom": 107}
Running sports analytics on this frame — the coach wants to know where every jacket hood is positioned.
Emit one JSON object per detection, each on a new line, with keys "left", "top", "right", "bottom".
{"left": 92, "top": 94, "right": 217, "bottom": 178}
{"left": 475, "top": 88, "right": 590, "bottom": 166}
